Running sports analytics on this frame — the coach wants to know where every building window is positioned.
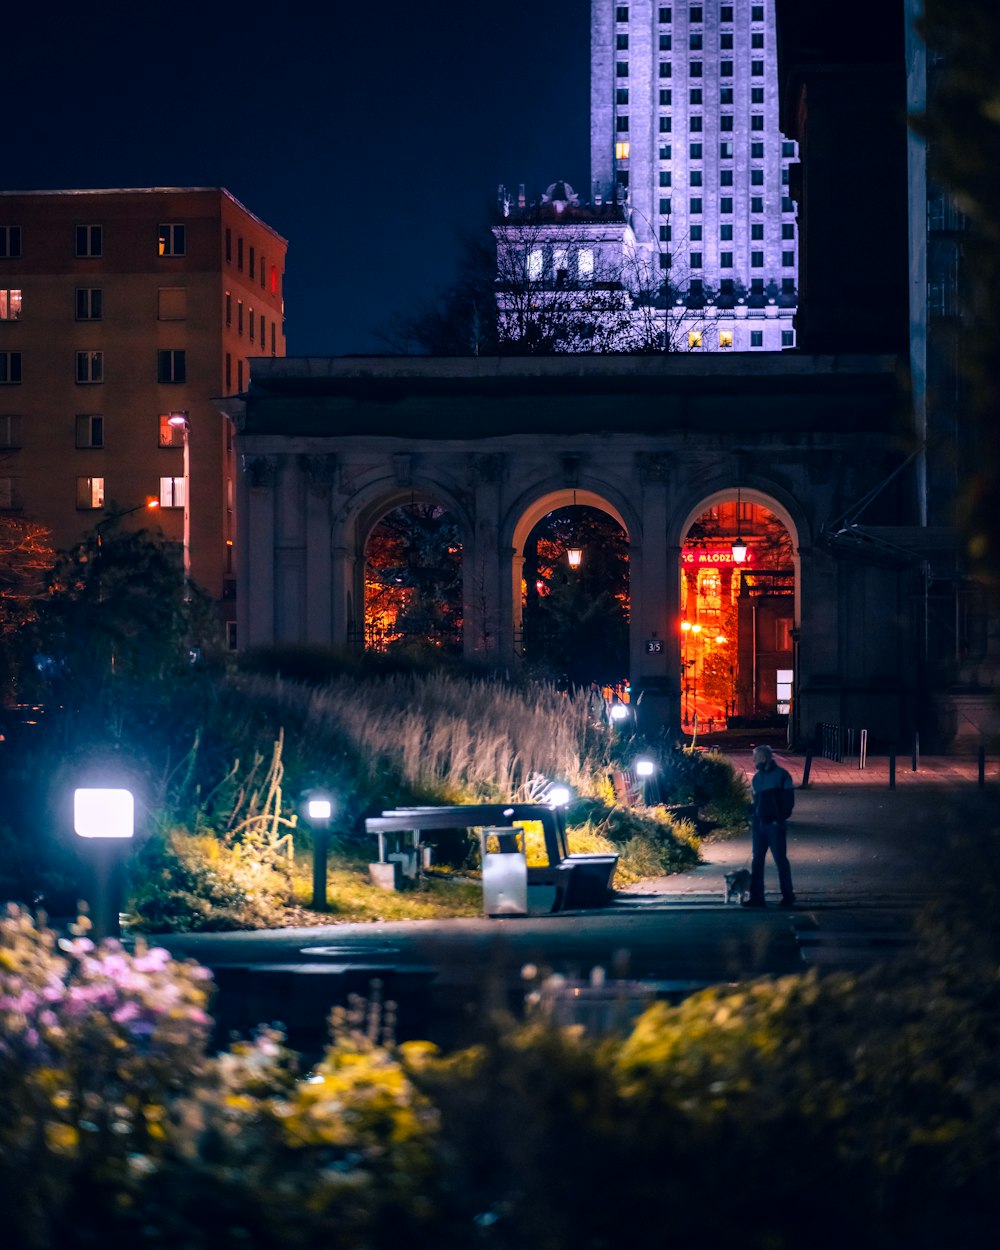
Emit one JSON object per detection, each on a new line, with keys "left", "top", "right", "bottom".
{"left": 0, "top": 226, "right": 21, "bottom": 258}
{"left": 750, "top": 331, "right": 764, "bottom": 348}
{"left": 75, "top": 225, "right": 102, "bottom": 257}
{"left": 751, "top": 114, "right": 765, "bottom": 131}
{"left": 782, "top": 195, "right": 795, "bottom": 212}
{"left": 690, "top": 60, "right": 702, "bottom": 77}
{"left": 0, "top": 476, "right": 18, "bottom": 509}
{"left": 782, "top": 251, "right": 795, "bottom": 266}
{"left": 0, "top": 352, "right": 21, "bottom": 384}
{"left": 237, "top": 299, "right": 244, "bottom": 334}
{"left": 616, "top": 115, "right": 629, "bottom": 131}
{"left": 75, "top": 414, "right": 104, "bottom": 448}
{"left": 688, "top": 330, "right": 702, "bottom": 350}
{"left": 158, "top": 414, "right": 186, "bottom": 447}
{"left": 689, "top": 144, "right": 702, "bottom": 161}
{"left": 237, "top": 237, "right": 245, "bottom": 271}
{"left": 689, "top": 32, "right": 702, "bottom": 49}
{"left": 260, "top": 313, "right": 267, "bottom": 348}
{"left": 720, "top": 169, "right": 734, "bottom": 185}
{"left": 270, "top": 265, "right": 278, "bottom": 297}
{"left": 690, "top": 197, "right": 702, "bottom": 214}
{"left": 75, "top": 288, "right": 101, "bottom": 320}
{"left": 752, "top": 4, "right": 764, "bottom": 20}
{"left": 159, "top": 476, "right": 185, "bottom": 508}
{"left": 659, "top": 253, "right": 671, "bottom": 269}
{"left": 751, "top": 278, "right": 764, "bottom": 294}
{"left": 752, "top": 60, "right": 764, "bottom": 76}
{"left": 249, "top": 308, "right": 255, "bottom": 342}
{"left": 753, "top": 196, "right": 765, "bottom": 212}
{"left": 752, "top": 32, "right": 765, "bottom": 48}
{"left": 225, "top": 227, "right": 232, "bottom": 262}
{"left": 751, "top": 142, "right": 765, "bottom": 158}
{"left": 720, "top": 141, "right": 734, "bottom": 158}
{"left": 720, "top": 224, "right": 733, "bottom": 241}
{"left": 689, "top": 115, "right": 702, "bottom": 132}
{"left": 752, "top": 86, "right": 765, "bottom": 103}
{"left": 751, "top": 168, "right": 765, "bottom": 185}
{"left": 76, "top": 351, "right": 103, "bottom": 383}
{"left": 616, "top": 87, "right": 629, "bottom": 104}
{"left": 77, "top": 476, "right": 105, "bottom": 509}
{"left": 690, "top": 4, "right": 702, "bottom": 20}
{"left": 0, "top": 414, "right": 20, "bottom": 450}
{"left": 157, "top": 287, "right": 187, "bottom": 320}
{"left": 659, "top": 61, "right": 671, "bottom": 77}
{"left": 659, "top": 224, "right": 671, "bottom": 242}
{"left": 225, "top": 352, "right": 232, "bottom": 390}
{"left": 225, "top": 290, "right": 232, "bottom": 325}
{"left": 689, "top": 87, "right": 702, "bottom": 104}
{"left": 720, "top": 32, "right": 733, "bottom": 49}
{"left": 578, "top": 249, "right": 594, "bottom": 279}
{"left": 158, "top": 223, "right": 186, "bottom": 256}
{"left": 659, "top": 116, "right": 672, "bottom": 132}
{"left": 658, "top": 5, "right": 671, "bottom": 20}
{"left": 157, "top": 349, "right": 186, "bottom": 383}
{"left": 720, "top": 278, "right": 734, "bottom": 296}
{"left": 616, "top": 5, "right": 629, "bottom": 19}
{"left": 782, "top": 223, "right": 795, "bottom": 240}
{"left": 752, "top": 223, "right": 764, "bottom": 240}
{"left": 659, "top": 143, "right": 672, "bottom": 159}
{"left": 782, "top": 330, "right": 795, "bottom": 347}
{"left": 659, "top": 33, "right": 671, "bottom": 50}
{"left": 721, "top": 4, "right": 733, "bottom": 20}
{"left": 751, "top": 251, "right": 764, "bottom": 268}
{"left": 720, "top": 114, "right": 734, "bottom": 132}
{"left": 720, "top": 86, "right": 733, "bottom": 104}
{"left": 782, "top": 167, "right": 791, "bottom": 184}
{"left": 615, "top": 140, "right": 631, "bottom": 159}
{"left": 237, "top": 360, "right": 244, "bottom": 391}
{"left": 782, "top": 277, "right": 795, "bottom": 294}
{"left": 659, "top": 197, "right": 671, "bottom": 214}
{"left": 690, "top": 225, "right": 703, "bottom": 241}
{"left": 720, "top": 60, "right": 733, "bottom": 76}
{"left": 720, "top": 251, "right": 733, "bottom": 268}
{"left": 617, "top": 60, "right": 629, "bottom": 76}
{"left": 660, "top": 88, "right": 672, "bottom": 104}
{"left": 690, "top": 169, "right": 703, "bottom": 185}
{"left": 0, "top": 289, "right": 22, "bottom": 320}
{"left": 690, "top": 252, "right": 702, "bottom": 269}
{"left": 782, "top": 141, "right": 796, "bottom": 158}
{"left": 616, "top": 33, "right": 628, "bottom": 49}
{"left": 721, "top": 197, "right": 733, "bottom": 213}
{"left": 260, "top": 254, "right": 266, "bottom": 288}
{"left": 659, "top": 171, "right": 672, "bottom": 187}
{"left": 719, "top": 331, "right": 733, "bottom": 348}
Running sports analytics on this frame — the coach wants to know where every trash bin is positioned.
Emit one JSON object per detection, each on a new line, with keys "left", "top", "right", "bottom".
{"left": 481, "top": 826, "right": 527, "bottom": 916}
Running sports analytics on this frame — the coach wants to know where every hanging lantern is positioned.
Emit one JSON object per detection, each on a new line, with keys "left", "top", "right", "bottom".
{"left": 567, "top": 546, "right": 583, "bottom": 569}
{"left": 732, "top": 485, "right": 748, "bottom": 564}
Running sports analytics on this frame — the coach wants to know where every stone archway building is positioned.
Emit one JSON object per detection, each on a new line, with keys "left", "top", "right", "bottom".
{"left": 229, "top": 352, "right": 929, "bottom": 746}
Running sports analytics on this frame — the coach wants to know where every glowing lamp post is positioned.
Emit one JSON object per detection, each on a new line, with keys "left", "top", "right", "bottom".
{"left": 635, "top": 757, "right": 656, "bottom": 806}
{"left": 73, "top": 787, "right": 134, "bottom": 940}
{"left": 566, "top": 546, "right": 583, "bottom": 569}
{"left": 168, "top": 412, "right": 191, "bottom": 592}
{"left": 304, "top": 794, "right": 334, "bottom": 911}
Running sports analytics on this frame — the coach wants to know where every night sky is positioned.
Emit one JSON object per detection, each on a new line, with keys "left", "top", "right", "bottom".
{"left": 8, "top": 1, "right": 590, "bottom": 356}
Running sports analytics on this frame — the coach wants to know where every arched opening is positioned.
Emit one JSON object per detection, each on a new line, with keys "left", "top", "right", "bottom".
{"left": 513, "top": 491, "right": 630, "bottom": 688}
{"left": 680, "top": 493, "right": 797, "bottom": 731}
{"left": 362, "top": 499, "right": 463, "bottom": 656}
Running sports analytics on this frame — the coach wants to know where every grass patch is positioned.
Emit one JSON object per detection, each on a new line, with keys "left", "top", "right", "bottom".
{"left": 287, "top": 852, "right": 482, "bottom": 923}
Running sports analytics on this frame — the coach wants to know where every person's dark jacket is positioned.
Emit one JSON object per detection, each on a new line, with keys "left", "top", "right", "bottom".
{"left": 751, "top": 761, "right": 795, "bottom": 824}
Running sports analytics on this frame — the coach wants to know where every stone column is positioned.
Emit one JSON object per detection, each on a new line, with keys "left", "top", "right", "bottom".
{"left": 466, "top": 454, "right": 507, "bottom": 661}
{"left": 302, "top": 456, "right": 335, "bottom": 644}
{"left": 240, "top": 454, "right": 276, "bottom": 647}
{"left": 632, "top": 453, "right": 681, "bottom": 735}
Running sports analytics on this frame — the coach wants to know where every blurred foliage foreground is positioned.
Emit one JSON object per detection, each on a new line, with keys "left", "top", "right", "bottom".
{"left": 2, "top": 818, "right": 1000, "bottom": 1250}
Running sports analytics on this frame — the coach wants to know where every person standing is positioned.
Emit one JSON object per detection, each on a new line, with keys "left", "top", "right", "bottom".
{"left": 743, "top": 745, "right": 796, "bottom": 908}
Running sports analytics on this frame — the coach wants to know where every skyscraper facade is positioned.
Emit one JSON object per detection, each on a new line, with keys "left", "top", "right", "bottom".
{"left": 591, "top": 0, "right": 797, "bottom": 350}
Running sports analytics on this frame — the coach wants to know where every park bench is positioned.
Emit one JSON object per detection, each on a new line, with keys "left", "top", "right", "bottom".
{"left": 363, "top": 803, "right": 619, "bottom": 913}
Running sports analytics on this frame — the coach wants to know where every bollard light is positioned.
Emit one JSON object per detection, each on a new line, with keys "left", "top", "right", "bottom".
{"left": 307, "top": 798, "right": 332, "bottom": 821}
{"left": 303, "top": 792, "right": 335, "bottom": 912}
{"left": 548, "top": 785, "right": 572, "bottom": 808}
{"left": 609, "top": 702, "right": 629, "bottom": 722}
{"left": 74, "top": 788, "right": 134, "bottom": 839}
{"left": 635, "top": 759, "right": 655, "bottom": 778}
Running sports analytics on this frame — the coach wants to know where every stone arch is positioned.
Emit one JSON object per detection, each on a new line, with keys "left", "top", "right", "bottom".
{"left": 337, "top": 477, "right": 474, "bottom": 651}
{"left": 504, "top": 484, "right": 637, "bottom": 663}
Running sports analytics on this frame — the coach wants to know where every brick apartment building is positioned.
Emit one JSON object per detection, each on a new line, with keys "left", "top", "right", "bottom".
{"left": 0, "top": 187, "right": 287, "bottom": 641}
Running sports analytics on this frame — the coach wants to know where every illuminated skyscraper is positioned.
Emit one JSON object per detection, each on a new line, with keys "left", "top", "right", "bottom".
{"left": 591, "top": 0, "right": 797, "bottom": 350}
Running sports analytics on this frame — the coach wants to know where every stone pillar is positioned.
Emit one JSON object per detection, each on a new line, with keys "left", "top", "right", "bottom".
{"left": 302, "top": 456, "right": 335, "bottom": 644}
{"left": 631, "top": 454, "right": 681, "bottom": 736}
{"left": 466, "top": 454, "right": 507, "bottom": 661}
{"left": 241, "top": 454, "right": 276, "bottom": 647}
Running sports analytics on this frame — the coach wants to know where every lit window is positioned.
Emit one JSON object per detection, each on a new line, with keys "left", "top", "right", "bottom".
{"left": 76, "top": 351, "right": 103, "bottom": 383}
{"left": 616, "top": 139, "right": 630, "bottom": 160}
{"left": 158, "top": 223, "right": 186, "bottom": 256}
{"left": 720, "top": 140, "right": 734, "bottom": 158}
{"left": 75, "top": 414, "right": 104, "bottom": 448}
{"left": 76, "top": 476, "right": 105, "bottom": 509}
{"left": 776, "top": 669, "right": 793, "bottom": 714}
{"left": 159, "top": 414, "right": 186, "bottom": 447}
{"left": 75, "top": 225, "right": 102, "bottom": 257}
{"left": 578, "top": 249, "right": 594, "bottom": 279}
{"left": 159, "top": 476, "right": 186, "bottom": 508}
{"left": 0, "top": 352, "right": 22, "bottom": 383}
{"left": 527, "top": 249, "right": 543, "bottom": 281}
{"left": 0, "top": 289, "right": 22, "bottom": 320}
{"left": 688, "top": 330, "right": 702, "bottom": 349}
{"left": 719, "top": 331, "right": 733, "bottom": 348}
{"left": 270, "top": 264, "right": 278, "bottom": 296}
{"left": 0, "top": 226, "right": 21, "bottom": 258}
{"left": 157, "top": 349, "right": 186, "bottom": 383}
{"left": 750, "top": 331, "right": 763, "bottom": 347}
{"left": 75, "top": 288, "right": 101, "bottom": 320}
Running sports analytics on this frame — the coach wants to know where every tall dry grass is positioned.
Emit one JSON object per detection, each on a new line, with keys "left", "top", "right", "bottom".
{"left": 233, "top": 671, "right": 612, "bottom": 803}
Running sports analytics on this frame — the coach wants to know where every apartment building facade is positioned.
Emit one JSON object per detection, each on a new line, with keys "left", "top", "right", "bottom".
{"left": 591, "top": 0, "right": 797, "bottom": 350}
{"left": 0, "top": 187, "right": 286, "bottom": 635}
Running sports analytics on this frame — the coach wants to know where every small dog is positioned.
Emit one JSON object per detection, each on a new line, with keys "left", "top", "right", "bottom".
{"left": 724, "top": 869, "right": 752, "bottom": 904}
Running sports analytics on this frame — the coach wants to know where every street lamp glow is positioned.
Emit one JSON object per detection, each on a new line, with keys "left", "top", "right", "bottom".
{"left": 548, "top": 785, "right": 572, "bottom": 808}
{"left": 609, "top": 702, "right": 629, "bottom": 722}
{"left": 566, "top": 546, "right": 583, "bottom": 569}
{"left": 74, "top": 788, "right": 134, "bottom": 839}
{"left": 681, "top": 620, "right": 692, "bottom": 633}
{"left": 731, "top": 537, "right": 748, "bottom": 564}
{"left": 635, "top": 759, "right": 655, "bottom": 778}
{"left": 307, "top": 798, "right": 332, "bottom": 820}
